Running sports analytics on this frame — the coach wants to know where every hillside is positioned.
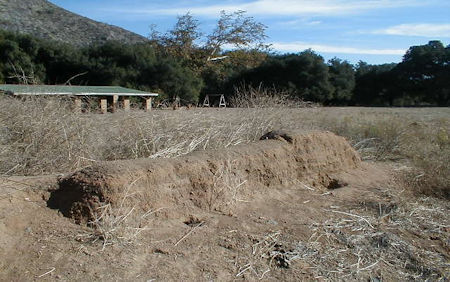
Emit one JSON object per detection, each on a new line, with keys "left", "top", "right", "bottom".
{"left": 0, "top": 0, "right": 148, "bottom": 46}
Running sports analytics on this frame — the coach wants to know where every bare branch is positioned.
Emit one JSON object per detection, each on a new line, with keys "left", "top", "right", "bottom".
{"left": 64, "top": 71, "right": 88, "bottom": 86}
{"left": 7, "top": 60, "right": 39, "bottom": 85}
{"left": 207, "top": 55, "right": 229, "bottom": 62}
{"left": 206, "top": 10, "right": 268, "bottom": 59}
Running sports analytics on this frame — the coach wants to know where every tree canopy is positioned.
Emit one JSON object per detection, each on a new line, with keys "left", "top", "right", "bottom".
{"left": 394, "top": 41, "right": 449, "bottom": 106}
{"left": 0, "top": 27, "right": 448, "bottom": 106}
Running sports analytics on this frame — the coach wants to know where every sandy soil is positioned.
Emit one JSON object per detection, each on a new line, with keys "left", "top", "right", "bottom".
{"left": 0, "top": 131, "right": 448, "bottom": 281}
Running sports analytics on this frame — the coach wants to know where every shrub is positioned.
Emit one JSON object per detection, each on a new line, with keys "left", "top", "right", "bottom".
{"left": 229, "top": 84, "right": 316, "bottom": 108}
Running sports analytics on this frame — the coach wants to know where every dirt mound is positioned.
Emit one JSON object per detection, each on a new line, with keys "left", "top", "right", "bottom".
{"left": 48, "top": 131, "right": 361, "bottom": 223}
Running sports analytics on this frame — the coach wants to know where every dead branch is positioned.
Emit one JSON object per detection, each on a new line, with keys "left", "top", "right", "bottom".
{"left": 64, "top": 71, "right": 88, "bottom": 85}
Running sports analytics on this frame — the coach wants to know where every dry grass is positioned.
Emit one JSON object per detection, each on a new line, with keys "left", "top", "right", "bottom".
{"left": 234, "top": 231, "right": 285, "bottom": 279}
{"left": 303, "top": 190, "right": 450, "bottom": 280}
{"left": 0, "top": 95, "right": 281, "bottom": 175}
{"left": 0, "top": 94, "right": 448, "bottom": 280}
{"left": 0, "top": 96, "right": 88, "bottom": 175}
{"left": 76, "top": 178, "right": 163, "bottom": 249}
{"left": 205, "top": 159, "right": 248, "bottom": 213}
{"left": 229, "top": 84, "right": 316, "bottom": 108}
{"left": 0, "top": 94, "right": 448, "bottom": 198}
{"left": 308, "top": 110, "right": 449, "bottom": 198}
{"left": 400, "top": 122, "right": 450, "bottom": 198}
{"left": 230, "top": 187, "right": 449, "bottom": 281}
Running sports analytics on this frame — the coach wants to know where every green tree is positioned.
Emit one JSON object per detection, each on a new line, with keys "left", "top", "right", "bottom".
{"left": 0, "top": 31, "right": 45, "bottom": 84}
{"left": 394, "top": 40, "right": 449, "bottom": 106}
{"left": 206, "top": 10, "right": 268, "bottom": 62}
{"left": 353, "top": 62, "right": 397, "bottom": 106}
{"left": 37, "top": 41, "right": 88, "bottom": 85}
{"left": 84, "top": 41, "right": 144, "bottom": 86}
{"left": 150, "top": 13, "right": 203, "bottom": 62}
{"left": 328, "top": 58, "right": 355, "bottom": 105}
{"left": 151, "top": 58, "right": 204, "bottom": 102}
{"left": 228, "top": 50, "right": 333, "bottom": 103}
{"left": 150, "top": 11, "right": 269, "bottom": 101}
{"left": 200, "top": 49, "right": 268, "bottom": 97}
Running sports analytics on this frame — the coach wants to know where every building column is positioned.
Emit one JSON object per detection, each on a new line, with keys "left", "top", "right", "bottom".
{"left": 145, "top": 97, "right": 152, "bottom": 112}
{"left": 100, "top": 99, "right": 107, "bottom": 114}
{"left": 112, "top": 95, "right": 119, "bottom": 113}
{"left": 123, "top": 97, "right": 130, "bottom": 111}
{"left": 74, "top": 97, "right": 82, "bottom": 113}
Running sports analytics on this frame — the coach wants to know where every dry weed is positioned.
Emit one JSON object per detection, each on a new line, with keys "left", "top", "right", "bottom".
{"left": 229, "top": 84, "right": 316, "bottom": 108}
{"left": 302, "top": 192, "right": 449, "bottom": 280}
{"left": 316, "top": 115, "right": 406, "bottom": 161}
{"left": 1, "top": 94, "right": 448, "bottom": 198}
{"left": 235, "top": 231, "right": 285, "bottom": 279}
{"left": 307, "top": 111, "right": 449, "bottom": 198}
{"left": 76, "top": 178, "right": 162, "bottom": 249}
{"left": 400, "top": 121, "right": 450, "bottom": 198}
{"left": 231, "top": 194, "right": 449, "bottom": 280}
{"left": 0, "top": 95, "right": 281, "bottom": 175}
{"left": 0, "top": 95, "right": 95, "bottom": 175}
{"left": 206, "top": 159, "right": 248, "bottom": 213}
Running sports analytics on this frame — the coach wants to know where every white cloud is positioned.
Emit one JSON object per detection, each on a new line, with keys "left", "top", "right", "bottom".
{"left": 110, "top": 0, "right": 424, "bottom": 17}
{"left": 308, "top": 21, "right": 322, "bottom": 26}
{"left": 375, "top": 24, "right": 450, "bottom": 37}
{"left": 271, "top": 42, "right": 406, "bottom": 55}
{"left": 278, "top": 19, "right": 322, "bottom": 27}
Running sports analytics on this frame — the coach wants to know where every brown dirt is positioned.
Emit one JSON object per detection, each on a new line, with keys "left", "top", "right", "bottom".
{"left": 48, "top": 131, "right": 360, "bottom": 223}
{"left": 0, "top": 131, "right": 448, "bottom": 281}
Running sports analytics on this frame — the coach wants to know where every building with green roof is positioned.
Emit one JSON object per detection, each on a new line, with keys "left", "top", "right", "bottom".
{"left": 0, "top": 84, "right": 158, "bottom": 113}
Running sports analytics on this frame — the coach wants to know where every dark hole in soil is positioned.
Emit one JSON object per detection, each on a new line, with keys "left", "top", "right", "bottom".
{"left": 327, "top": 178, "right": 348, "bottom": 190}
{"left": 184, "top": 215, "right": 202, "bottom": 227}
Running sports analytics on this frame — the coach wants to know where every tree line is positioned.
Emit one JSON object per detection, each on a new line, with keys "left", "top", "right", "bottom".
{"left": 0, "top": 12, "right": 448, "bottom": 106}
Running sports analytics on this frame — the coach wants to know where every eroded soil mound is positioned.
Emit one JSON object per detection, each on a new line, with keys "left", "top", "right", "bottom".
{"left": 1, "top": 135, "right": 448, "bottom": 280}
{"left": 49, "top": 131, "right": 360, "bottom": 223}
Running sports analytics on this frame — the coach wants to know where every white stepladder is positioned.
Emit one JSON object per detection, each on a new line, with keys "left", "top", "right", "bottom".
{"left": 203, "top": 94, "right": 226, "bottom": 108}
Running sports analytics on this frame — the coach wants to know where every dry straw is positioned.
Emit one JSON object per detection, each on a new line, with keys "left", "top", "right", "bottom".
{"left": 1, "top": 91, "right": 448, "bottom": 198}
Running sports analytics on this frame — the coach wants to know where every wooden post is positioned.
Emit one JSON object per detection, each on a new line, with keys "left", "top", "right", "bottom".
{"left": 74, "top": 97, "right": 82, "bottom": 113}
{"left": 112, "top": 95, "right": 119, "bottom": 113}
{"left": 123, "top": 98, "right": 130, "bottom": 111}
{"left": 172, "top": 96, "right": 180, "bottom": 110}
{"left": 145, "top": 97, "right": 152, "bottom": 112}
{"left": 100, "top": 99, "right": 107, "bottom": 114}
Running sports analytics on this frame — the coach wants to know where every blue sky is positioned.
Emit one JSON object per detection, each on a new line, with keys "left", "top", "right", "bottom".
{"left": 49, "top": 0, "right": 449, "bottom": 64}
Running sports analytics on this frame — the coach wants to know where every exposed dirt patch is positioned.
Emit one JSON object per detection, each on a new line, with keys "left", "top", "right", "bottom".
{"left": 1, "top": 131, "right": 448, "bottom": 281}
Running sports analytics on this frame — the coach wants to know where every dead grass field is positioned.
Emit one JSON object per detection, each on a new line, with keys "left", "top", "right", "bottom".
{"left": 1, "top": 96, "right": 448, "bottom": 197}
{"left": 0, "top": 96, "right": 449, "bottom": 281}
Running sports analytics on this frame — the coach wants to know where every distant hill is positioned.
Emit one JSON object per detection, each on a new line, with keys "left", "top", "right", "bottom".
{"left": 0, "top": 0, "right": 148, "bottom": 46}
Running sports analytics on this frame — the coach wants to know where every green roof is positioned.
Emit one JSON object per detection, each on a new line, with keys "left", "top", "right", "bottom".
{"left": 0, "top": 85, "right": 158, "bottom": 97}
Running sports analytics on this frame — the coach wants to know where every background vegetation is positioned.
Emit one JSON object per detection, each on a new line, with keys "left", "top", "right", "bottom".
{"left": 0, "top": 11, "right": 448, "bottom": 106}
